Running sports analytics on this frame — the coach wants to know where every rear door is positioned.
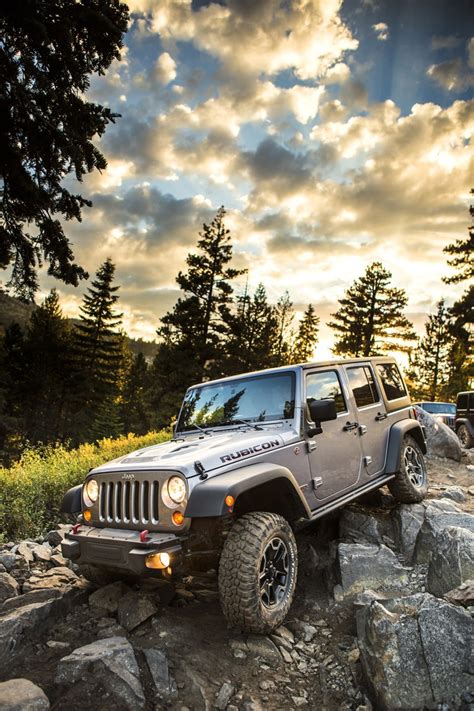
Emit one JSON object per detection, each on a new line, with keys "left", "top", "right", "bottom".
{"left": 343, "top": 364, "right": 388, "bottom": 476}
{"left": 304, "top": 368, "right": 363, "bottom": 506}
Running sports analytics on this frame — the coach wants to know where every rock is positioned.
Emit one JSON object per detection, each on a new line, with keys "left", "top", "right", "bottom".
{"left": 56, "top": 637, "right": 145, "bottom": 709}
{"left": 32, "top": 544, "right": 52, "bottom": 563}
{"left": 339, "top": 508, "right": 383, "bottom": 545}
{"left": 357, "top": 593, "right": 473, "bottom": 709}
{"left": 414, "top": 504, "right": 474, "bottom": 563}
{"left": 0, "top": 552, "right": 18, "bottom": 573}
{"left": 440, "top": 486, "right": 466, "bottom": 502}
{"left": 17, "top": 542, "right": 34, "bottom": 564}
{"left": 445, "top": 579, "right": 474, "bottom": 607}
{"left": 415, "top": 407, "right": 462, "bottom": 461}
{"left": 22, "top": 567, "right": 80, "bottom": 593}
{"left": 392, "top": 503, "right": 425, "bottom": 562}
{"left": 97, "top": 622, "right": 128, "bottom": 639}
{"left": 426, "top": 526, "right": 474, "bottom": 596}
{"left": 1, "top": 588, "right": 63, "bottom": 612}
{"left": 46, "top": 640, "right": 71, "bottom": 650}
{"left": 0, "top": 572, "right": 20, "bottom": 603}
{"left": 50, "top": 554, "right": 69, "bottom": 568}
{"left": 0, "top": 678, "right": 50, "bottom": 710}
{"left": 89, "top": 581, "right": 130, "bottom": 614}
{"left": 144, "top": 647, "right": 176, "bottom": 697}
{"left": 214, "top": 682, "right": 235, "bottom": 709}
{"left": 117, "top": 592, "right": 158, "bottom": 631}
{"left": 338, "top": 544, "right": 410, "bottom": 598}
{"left": 245, "top": 635, "right": 282, "bottom": 664}
{"left": 46, "top": 528, "right": 68, "bottom": 547}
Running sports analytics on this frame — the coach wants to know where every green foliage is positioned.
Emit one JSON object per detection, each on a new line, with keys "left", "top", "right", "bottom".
{"left": 443, "top": 190, "right": 474, "bottom": 285}
{"left": 120, "top": 352, "right": 153, "bottom": 435}
{"left": 0, "top": 0, "right": 129, "bottom": 299}
{"left": 328, "top": 262, "right": 416, "bottom": 357}
{"left": 407, "top": 300, "right": 455, "bottom": 401}
{"left": 290, "top": 304, "right": 320, "bottom": 364}
{"left": 0, "top": 430, "right": 169, "bottom": 541}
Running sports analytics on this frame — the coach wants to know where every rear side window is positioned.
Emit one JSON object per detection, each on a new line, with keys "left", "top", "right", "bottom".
{"left": 306, "top": 370, "right": 347, "bottom": 413}
{"left": 346, "top": 366, "right": 379, "bottom": 407}
{"left": 457, "top": 394, "right": 467, "bottom": 409}
{"left": 377, "top": 363, "right": 407, "bottom": 401}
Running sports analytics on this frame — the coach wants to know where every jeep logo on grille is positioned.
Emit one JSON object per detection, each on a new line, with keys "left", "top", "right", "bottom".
{"left": 122, "top": 473, "right": 135, "bottom": 480}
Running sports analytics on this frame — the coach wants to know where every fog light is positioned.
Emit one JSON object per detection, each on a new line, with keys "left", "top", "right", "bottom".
{"left": 172, "top": 511, "right": 184, "bottom": 526}
{"left": 225, "top": 495, "right": 235, "bottom": 508}
{"left": 84, "top": 510, "right": 92, "bottom": 522}
{"left": 145, "top": 552, "right": 171, "bottom": 569}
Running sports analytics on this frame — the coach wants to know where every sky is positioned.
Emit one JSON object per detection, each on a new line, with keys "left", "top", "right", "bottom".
{"left": 40, "top": 0, "right": 474, "bottom": 356}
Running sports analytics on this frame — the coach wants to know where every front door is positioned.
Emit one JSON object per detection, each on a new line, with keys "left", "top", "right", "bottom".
{"left": 344, "top": 364, "right": 388, "bottom": 476}
{"left": 304, "top": 368, "right": 363, "bottom": 507}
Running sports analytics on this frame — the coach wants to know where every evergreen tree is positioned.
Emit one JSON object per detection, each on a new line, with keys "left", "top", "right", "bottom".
{"left": 407, "top": 300, "right": 454, "bottom": 401}
{"left": 443, "top": 190, "right": 474, "bottom": 285}
{"left": 72, "top": 258, "right": 124, "bottom": 441}
{"left": 121, "top": 352, "right": 152, "bottom": 435}
{"left": 290, "top": 304, "right": 320, "bottom": 363}
{"left": 1, "top": 0, "right": 129, "bottom": 299}
{"left": 328, "top": 262, "right": 416, "bottom": 356}
{"left": 0, "top": 323, "right": 26, "bottom": 462}
{"left": 273, "top": 292, "right": 295, "bottom": 366}
{"left": 150, "top": 207, "right": 245, "bottom": 426}
{"left": 225, "top": 283, "right": 281, "bottom": 374}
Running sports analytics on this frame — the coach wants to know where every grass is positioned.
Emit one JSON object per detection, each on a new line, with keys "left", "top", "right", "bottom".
{"left": 0, "top": 430, "right": 170, "bottom": 542}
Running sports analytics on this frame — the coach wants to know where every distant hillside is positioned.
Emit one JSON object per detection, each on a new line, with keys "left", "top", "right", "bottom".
{"left": 0, "top": 290, "right": 159, "bottom": 361}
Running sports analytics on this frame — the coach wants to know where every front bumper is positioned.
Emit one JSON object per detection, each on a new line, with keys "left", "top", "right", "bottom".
{"left": 61, "top": 526, "right": 183, "bottom": 575}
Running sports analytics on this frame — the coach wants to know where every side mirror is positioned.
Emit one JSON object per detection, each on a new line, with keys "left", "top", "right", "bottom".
{"left": 307, "top": 399, "right": 337, "bottom": 437}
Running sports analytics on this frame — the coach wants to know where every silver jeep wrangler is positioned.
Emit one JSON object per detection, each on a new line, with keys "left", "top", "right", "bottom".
{"left": 61, "top": 357, "right": 427, "bottom": 633}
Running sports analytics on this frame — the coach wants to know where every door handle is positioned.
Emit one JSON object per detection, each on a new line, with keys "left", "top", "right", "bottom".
{"left": 375, "top": 412, "right": 387, "bottom": 421}
{"left": 343, "top": 421, "right": 359, "bottom": 431}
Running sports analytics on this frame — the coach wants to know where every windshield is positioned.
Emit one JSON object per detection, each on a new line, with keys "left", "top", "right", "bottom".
{"left": 422, "top": 402, "right": 456, "bottom": 414}
{"left": 177, "top": 372, "right": 296, "bottom": 432}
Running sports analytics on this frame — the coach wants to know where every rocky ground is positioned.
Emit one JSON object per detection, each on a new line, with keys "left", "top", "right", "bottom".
{"left": 0, "top": 447, "right": 473, "bottom": 711}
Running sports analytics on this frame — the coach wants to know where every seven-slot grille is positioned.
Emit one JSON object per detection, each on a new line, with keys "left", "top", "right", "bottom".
{"left": 99, "top": 479, "right": 160, "bottom": 525}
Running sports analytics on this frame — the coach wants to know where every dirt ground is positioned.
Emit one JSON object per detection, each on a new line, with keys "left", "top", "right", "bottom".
{"left": 3, "top": 453, "right": 473, "bottom": 711}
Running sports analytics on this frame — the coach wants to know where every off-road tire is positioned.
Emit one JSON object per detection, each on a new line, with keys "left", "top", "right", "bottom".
{"left": 457, "top": 424, "right": 474, "bottom": 449}
{"left": 218, "top": 512, "right": 298, "bottom": 634}
{"left": 388, "top": 434, "right": 428, "bottom": 503}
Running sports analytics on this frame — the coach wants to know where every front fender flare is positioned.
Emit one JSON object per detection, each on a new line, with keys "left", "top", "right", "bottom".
{"left": 61, "top": 485, "right": 82, "bottom": 514}
{"left": 184, "top": 462, "right": 311, "bottom": 520}
{"left": 385, "top": 420, "right": 427, "bottom": 474}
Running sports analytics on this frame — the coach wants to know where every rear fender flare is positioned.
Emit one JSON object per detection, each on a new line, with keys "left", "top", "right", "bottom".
{"left": 385, "top": 420, "right": 427, "bottom": 474}
{"left": 184, "top": 462, "right": 311, "bottom": 521}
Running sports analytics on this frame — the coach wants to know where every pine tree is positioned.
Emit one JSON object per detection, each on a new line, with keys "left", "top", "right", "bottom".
{"left": 150, "top": 207, "right": 245, "bottom": 425}
{"left": 290, "top": 304, "right": 320, "bottom": 363}
{"left": 225, "top": 283, "right": 281, "bottom": 374}
{"left": 72, "top": 258, "right": 124, "bottom": 441}
{"left": 443, "top": 190, "right": 474, "bottom": 285}
{"left": 121, "top": 352, "right": 153, "bottom": 435}
{"left": 273, "top": 292, "right": 295, "bottom": 366}
{"left": 407, "top": 300, "right": 454, "bottom": 401}
{"left": 328, "top": 262, "right": 416, "bottom": 356}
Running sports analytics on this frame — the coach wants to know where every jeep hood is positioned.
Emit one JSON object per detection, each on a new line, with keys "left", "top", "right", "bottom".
{"left": 91, "top": 429, "right": 293, "bottom": 478}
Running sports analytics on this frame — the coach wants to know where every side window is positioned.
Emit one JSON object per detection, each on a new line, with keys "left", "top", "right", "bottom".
{"left": 376, "top": 363, "right": 407, "bottom": 401}
{"left": 347, "top": 366, "right": 379, "bottom": 408}
{"left": 457, "top": 394, "right": 467, "bottom": 410}
{"left": 306, "top": 370, "right": 347, "bottom": 414}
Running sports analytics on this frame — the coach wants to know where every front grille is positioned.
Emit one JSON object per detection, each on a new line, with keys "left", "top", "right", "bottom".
{"left": 99, "top": 479, "right": 160, "bottom": 525}
{"left": 444, "top": 415, "right": 455, "bottom": 428}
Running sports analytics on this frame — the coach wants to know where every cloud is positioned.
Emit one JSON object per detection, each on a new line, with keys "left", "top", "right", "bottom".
{"left": 153, "top": 52, "right": 177, "bottom": 84}
{"left": 431, "top": 35, "right": 462, "bottom": 51}
{"left": 427, "top": 38, "right": 474, "bottom": 91}
{"left": 372, "top": 22, "right": 389, "bottom": 41}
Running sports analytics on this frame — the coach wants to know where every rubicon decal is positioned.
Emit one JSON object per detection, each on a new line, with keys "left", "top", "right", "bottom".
{"left": 220, "top": 440, "right": 280, "bottom": 463}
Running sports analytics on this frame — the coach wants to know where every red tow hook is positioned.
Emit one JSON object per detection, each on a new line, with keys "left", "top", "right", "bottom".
{"left": 139, "top": 530, "right": 150, "bottom": 543}
{"left": 72, "top": 523, "right": 81, "bottom": 534}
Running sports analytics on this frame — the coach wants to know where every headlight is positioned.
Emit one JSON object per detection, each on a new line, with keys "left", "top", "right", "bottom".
{"left": 83, "top": 479, "right": 99, "bottom": 506}
{"left": 162, "top": 476, "right": 186, "bottom": 507}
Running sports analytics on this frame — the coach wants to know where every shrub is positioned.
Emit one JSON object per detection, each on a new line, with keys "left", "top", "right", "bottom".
{"left": 0, "top": 430, "right": 169, "bottom": 541}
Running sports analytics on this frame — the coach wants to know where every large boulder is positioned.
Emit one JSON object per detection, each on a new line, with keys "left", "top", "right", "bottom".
{"left": 0, "top": 678, "right": 50, "bottom": 710}
{"left": 357, "top": 593, "right": 473, "bottom": 709}
{"left": 427, "top": 526, "right": 474, "bottom": 597}
{"left": 339, "top": 508, "right": 384, "bottom": 545}
{"left": 143, "top": 647, "right": 176, "bottom": 698}
{"left": 414, "top": 407, "right": 462, "bottom": 461}
{"left": 414, "top": 503, "right": 474, "bottom": 563}
{"left": 391, "top": 503, "right": 426, "bottom": 562}
{"left": 117, "top": 592, "right": 158, "bottom": 631}
{"left": 55, "top": 637, "right": 145, "bottom": 710}
{"left": 0, "top": 572, "right": 20, "bottom": 603}
{"left": 338, "top": 544, "right": 410, "bottom": 598}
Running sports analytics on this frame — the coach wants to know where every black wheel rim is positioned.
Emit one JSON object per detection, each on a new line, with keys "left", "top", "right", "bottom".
{"left": 404, "top": 445, "right": 426, "bottom": 487}
{"left": 259, "top": 536, "right": 290, "bottom": 608}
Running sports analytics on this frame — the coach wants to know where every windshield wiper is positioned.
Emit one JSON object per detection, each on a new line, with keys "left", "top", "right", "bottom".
{"left": 190, "top": 424, "right": 212, "bottom": 436}
{"left": 230, "top": 418, "right": 263, "bottom": 431}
